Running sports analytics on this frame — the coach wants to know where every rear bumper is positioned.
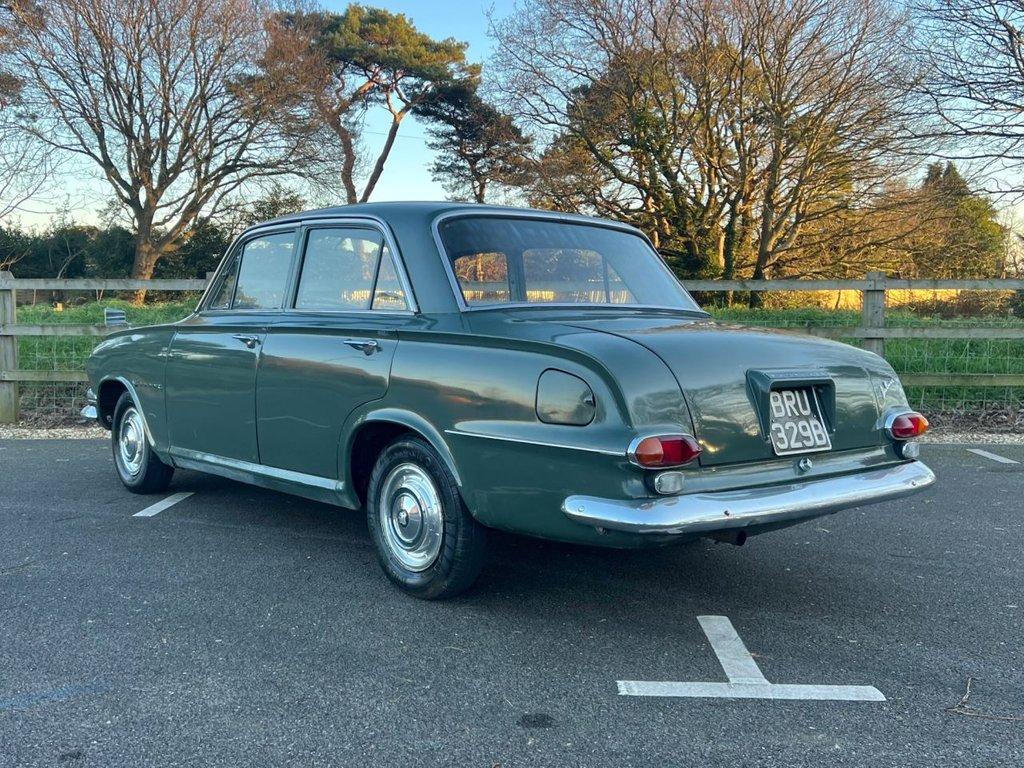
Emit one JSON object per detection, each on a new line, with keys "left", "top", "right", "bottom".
{"left": 562, "top": 460, "right": 935, "bottom": 535}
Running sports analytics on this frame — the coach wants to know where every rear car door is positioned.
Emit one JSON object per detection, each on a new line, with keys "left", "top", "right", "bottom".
{"left": 255, "top": 222, "right": 413, "bottom": 479}
{"left": 166, "top": 227, "right": 299, "bottom": 463}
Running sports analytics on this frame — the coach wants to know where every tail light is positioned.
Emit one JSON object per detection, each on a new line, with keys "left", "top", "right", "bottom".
{"left": 628, "top": 434, "right": 702, "bottom": 468}
{"left": 886, "top": 411, "right": 929, "bottom": 440}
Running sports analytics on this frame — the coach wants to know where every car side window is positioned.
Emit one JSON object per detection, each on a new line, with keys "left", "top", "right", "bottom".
{"left": 371, "top": 245, "right": 409, "bottom": 310}
{"left": 232, "top": 232, "right": 297, "bottom": 310}
{"left": 208, "top": 253, "right": 240, "bottom": 310}
{"left": 295, "top": 228, "right": 409, "bottom": 312}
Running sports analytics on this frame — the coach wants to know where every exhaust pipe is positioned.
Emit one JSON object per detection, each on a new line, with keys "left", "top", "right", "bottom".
{"left": 707, "top": 529, "right": 747, "bottom": 546}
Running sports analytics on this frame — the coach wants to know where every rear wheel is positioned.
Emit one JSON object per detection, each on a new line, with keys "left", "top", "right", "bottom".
{"left": 112, "top": 392, "right": 173, "bottom": 493}
{"left": 366, "top": 437, "right": 486, "bottom": 599}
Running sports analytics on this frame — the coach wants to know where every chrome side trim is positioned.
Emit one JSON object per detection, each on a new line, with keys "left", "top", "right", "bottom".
{"left": 168, "top": 447, "right": 345, "bottom": 492}
{"left": 443, "top": 428, "right": 622, "bottom": 456}
{"left": 430, "top": 208, "right": 706, "bottom": 314}
{"left": 563, "top": 460, "right": 935, "bottom": 535}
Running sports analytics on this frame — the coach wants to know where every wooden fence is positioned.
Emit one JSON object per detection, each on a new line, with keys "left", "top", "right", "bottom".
{"left": 2, "top": 269, "right": 1024, "bottom": 423}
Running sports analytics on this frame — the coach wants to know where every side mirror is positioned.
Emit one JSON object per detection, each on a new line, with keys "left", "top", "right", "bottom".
{"left": 104, "top": 308, "right": 128, "bottom": 328}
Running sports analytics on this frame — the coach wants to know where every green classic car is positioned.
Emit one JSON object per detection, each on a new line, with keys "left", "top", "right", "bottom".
{"left": 84, "top": 202, "right": 935, "bottom": 598}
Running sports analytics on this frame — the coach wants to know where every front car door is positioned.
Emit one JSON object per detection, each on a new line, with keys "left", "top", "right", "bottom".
{"left": 165, "top": 227, "right": 299, "bottom": 464}
{"left": 255, "top": 222, "right": 414, "bottom": 480}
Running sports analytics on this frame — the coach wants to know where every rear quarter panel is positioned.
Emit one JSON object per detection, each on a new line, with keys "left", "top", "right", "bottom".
{"left": 350, "top": 315, "right": 688, "bottom": 546}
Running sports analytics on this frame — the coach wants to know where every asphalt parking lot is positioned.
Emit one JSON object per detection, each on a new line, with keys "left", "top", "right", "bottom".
{"left": 1, "top": 440, "right": 1021, "bottom": 767}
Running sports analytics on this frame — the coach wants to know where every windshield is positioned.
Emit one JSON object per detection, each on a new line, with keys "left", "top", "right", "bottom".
{"left": 437, "top": 216, "right": 702, "bottom": 311}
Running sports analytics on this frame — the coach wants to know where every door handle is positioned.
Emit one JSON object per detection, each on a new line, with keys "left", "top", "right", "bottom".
{"left": 343, "top": 338, "right": 380, "bottom": 355}
{"left": 232, "top": 334, "right": 261, "bottom": 350}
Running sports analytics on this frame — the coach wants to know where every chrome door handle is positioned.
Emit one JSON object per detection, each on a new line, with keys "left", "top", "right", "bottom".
{"left": 343, "top": 338, "right": 380, "bottom": 355}
{"left": 232, "top": 334, "right": 261, "bottom": 349}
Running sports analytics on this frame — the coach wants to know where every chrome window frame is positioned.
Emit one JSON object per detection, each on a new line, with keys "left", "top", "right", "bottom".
{"left": 196, "top": 215, "right": 418, "bottom": 316}
{"left": 197, "top": 223, "right": 302, "bottom": 315}
{"left": 286, "top": 218, "right": 416, "bottom": 316}
{"left": 431, "top": 209, "right": 707, "bottom": 314}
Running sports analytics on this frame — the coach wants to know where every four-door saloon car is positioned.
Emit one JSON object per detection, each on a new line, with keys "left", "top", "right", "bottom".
{"left": 84, "top": 202, "right": 935, "bottom": 599}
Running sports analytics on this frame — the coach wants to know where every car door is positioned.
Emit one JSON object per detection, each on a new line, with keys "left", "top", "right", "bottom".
{"left": 255, "top": 223, "right": 413, "bottom": 480}
{"left": 165, "top": 227, "right": 299, "bottom": 464}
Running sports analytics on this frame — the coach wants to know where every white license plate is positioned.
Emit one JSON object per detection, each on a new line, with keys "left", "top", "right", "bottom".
{"left": 768, "top": 388, "right": 831, "bottom": 456}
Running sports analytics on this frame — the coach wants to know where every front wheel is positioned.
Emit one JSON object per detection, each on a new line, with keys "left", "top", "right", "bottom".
{"left": 366, "top": 437, "right": 487, "bottom": 599}
{"left": 111, "top": 392, "right": 174, "bottom": 494}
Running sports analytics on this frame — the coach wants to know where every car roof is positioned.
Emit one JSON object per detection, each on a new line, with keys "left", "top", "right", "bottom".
{"left": 256, "top": 201, "right": 633, "bottom": 229}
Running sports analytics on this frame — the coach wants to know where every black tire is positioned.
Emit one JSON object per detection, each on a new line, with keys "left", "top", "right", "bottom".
{"left": 366, "top": 437, "right": 487, "bottom": 599}
{"left": 111, "top": 392, "right": 174, "bottom": 494}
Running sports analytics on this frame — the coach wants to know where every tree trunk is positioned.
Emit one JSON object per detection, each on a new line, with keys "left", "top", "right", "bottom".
{"left": 748, "top": 260, "right": 767, "bottom": 308}
{"left": 130, "top": 236, "right": 161, "bottom": 305}
{"left": 360, "top": 113, "right": 404, "bottom": 203}
{"left": 337, "top": 126, "right": 359, "bottom": 205}
{"left": 721, "top": 206, "right": 746, "bottom": 307}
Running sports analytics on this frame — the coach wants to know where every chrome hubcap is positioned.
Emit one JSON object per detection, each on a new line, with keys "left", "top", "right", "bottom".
{"left": 378, "top": 463, "right": 444, "bottom": 572}
{"left": 118, "top": 407, "right": 145, "bottom": 476}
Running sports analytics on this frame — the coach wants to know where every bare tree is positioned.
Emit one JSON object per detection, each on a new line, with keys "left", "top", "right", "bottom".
{"left": 912, "top": 0, "right": 1024, "bottom": 194}
{"left": 492, "top": 0, "right": 927, "bottom": 295}
{"left": 0, "top": 119, "right": 52, "bottom": 223}
{"left": 738, "top": 0, "right": 921, "bottom": 293}
{"left": 0, "top": 6, "right": 54, "bottom": 223}
{"left": 1, "top": 0, "right": 321, "bottom": 299}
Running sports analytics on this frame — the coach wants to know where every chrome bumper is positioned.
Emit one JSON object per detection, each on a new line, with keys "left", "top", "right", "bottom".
{"left": 80, "top": 388, "right": 98, "bottom": 420}
{"left": 562, "top": 460, "right": 935, "bottom": 535}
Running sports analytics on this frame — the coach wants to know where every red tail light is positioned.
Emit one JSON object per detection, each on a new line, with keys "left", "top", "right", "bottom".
{"left": 629, "top": 434, "right": 702, "bottom": 468}
{"left": 887, "top": 412, "right": 929, "bottom": 440}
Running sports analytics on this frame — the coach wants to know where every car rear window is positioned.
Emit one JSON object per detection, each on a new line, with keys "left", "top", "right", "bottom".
{"left": 439, "top": 216, "right": 700, "bottom": 310}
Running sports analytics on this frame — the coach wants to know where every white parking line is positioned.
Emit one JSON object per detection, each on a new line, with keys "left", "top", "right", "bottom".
{"left": 133, "top": 492, "right": 194, "bottom": 518}
{"left": 966, "top": 448, "right": 1019, "bottom": 465}
{"left": 617, "top": 615, "right": 885, "bottom": 702}
{"left": 697, "top": 615, "right": 768, "bottom": 684}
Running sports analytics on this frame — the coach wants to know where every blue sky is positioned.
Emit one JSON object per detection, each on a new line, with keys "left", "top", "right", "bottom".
{"left": 20, "top": 0, "right": 517, "bottom": 228}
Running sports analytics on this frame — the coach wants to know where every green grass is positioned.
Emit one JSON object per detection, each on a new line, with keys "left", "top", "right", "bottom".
{"left": 705, "top": 307, "right": 1024, "bottom": 412}
{"left": 17, "top": 300, "right": 195, "bottom": 371}
{"left": 706, "top": 307, "right": 1024, "bottom": 377}
{"left": 17, "top": 299, "right": 196, "bottom": 326}
{"left": 13, "top": 301, "right": 1024, "bottom": 415}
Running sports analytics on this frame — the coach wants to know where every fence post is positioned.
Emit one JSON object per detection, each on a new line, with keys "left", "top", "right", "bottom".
{"left": 862, "top": 271, "right": 886, "bottom": 358}
{"left": 0, "top": 271, "right": 18, "bottom": 423}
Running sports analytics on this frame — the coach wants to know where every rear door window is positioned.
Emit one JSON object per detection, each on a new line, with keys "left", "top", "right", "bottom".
{"left": 295, "top": 227, "right": 409, "bottom": 312}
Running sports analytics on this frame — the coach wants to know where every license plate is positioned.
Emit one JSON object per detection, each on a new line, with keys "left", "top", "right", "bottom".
{"left": 767, "top": 388, "right": 831, "bottom": 456}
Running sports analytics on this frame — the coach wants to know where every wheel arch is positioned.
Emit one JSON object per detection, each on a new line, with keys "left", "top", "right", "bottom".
{"left": 97, "top": 376, "right": 155, "bottom": 446}
{"left": 344, "top": 408, "right": 462, "bottom": 508}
